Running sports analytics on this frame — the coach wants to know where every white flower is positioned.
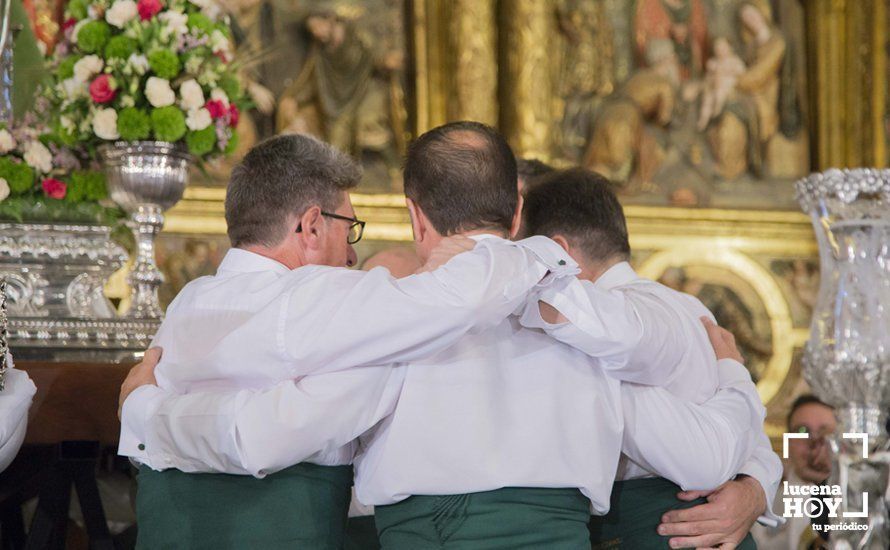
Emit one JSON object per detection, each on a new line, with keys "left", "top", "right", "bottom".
{"left": 60, "top": 116, "right": 75, "bottom": 133}
{"left": 0, "top": 178, "right": 9, "bottom": 202}
{"left": 73, "top": 54, "right": 103, "bottom": 83}
{"left": 209, "top": 30, "right": 231, "bottom": 56}
{"left": 105, "top": 0, "right": 139, "bottom": 28}
{"left": 92, "top": 108, "right": 120, "bottom": 140}
{"left": 145, "top": 77, "right": 175, "bottom": 107}
{"left": 210, "top": 88, "right": 229, "bottom": 106}
{"left": 185, "top": 108, "right": 212, "bottom": 131}
{"left": 159, "top": 10, "right": 188, "bottom": 36}
{"left": 190, "top": 0, "right": 222, "bottom": 20}
{"left": 127, "top": 53, "right": 149, "bottom": 75}
{"left": 23, "top": 141, "right": 53, "bottom": 174}
{"left": 184, "top": 56, "right": 202, "bottom": 75}
{"left": 61, "top": 77, "right": 88, "bottom": 99}
{"left": 179, "top": 79, "right": 205, "bottom": 110}
{"left": 119, "top": 95, "right": 136, "bottom": 108}
{"left": 0, "top": 129, "right": 15, "bottom": 153}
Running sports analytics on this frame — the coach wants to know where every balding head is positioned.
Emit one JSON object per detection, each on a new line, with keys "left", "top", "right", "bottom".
{"left": 403, "top": 121, "right": 518, "bottom": 235}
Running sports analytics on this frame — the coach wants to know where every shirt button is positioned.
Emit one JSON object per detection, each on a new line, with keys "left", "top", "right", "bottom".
{"left": 138, "top": 443, "right": 146, "bottom": 451}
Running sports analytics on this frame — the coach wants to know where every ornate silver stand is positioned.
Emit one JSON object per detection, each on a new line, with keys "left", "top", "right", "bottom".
{"left": 0, "top": 223, "right": 157, "bottom": 361}
{"left": 0, "top": 279, "right": 8, "bottom": 390}
{"left": 796, "top": 168, "right": 890, "bottom": 549}
{"left": 98, "top": 141, "right": 191, "bottom": 319}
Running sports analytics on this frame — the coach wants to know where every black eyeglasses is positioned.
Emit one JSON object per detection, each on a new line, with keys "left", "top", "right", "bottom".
{"left": 296, "top": 211, "right": 366, "bottom": 244}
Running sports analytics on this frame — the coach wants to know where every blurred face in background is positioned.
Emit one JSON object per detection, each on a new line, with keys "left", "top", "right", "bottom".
{"left": 787, "top": 402, "right": 837, "bottom": 484}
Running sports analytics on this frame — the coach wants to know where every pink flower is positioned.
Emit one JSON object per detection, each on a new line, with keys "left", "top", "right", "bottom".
{"left": 62, "top": 18, "right": 77, "bottom": 31}
{"left": 89, "top": 74, "right": 117, "bottom": 104}
{"left": 205, "top": 99, "right": 227, "bottom": 119}
{"left": 227, "top": 104, "right": 239, "bottom": 127}
{"left": 137, "top": 0, "right": 163, "bottom": 21}
{"left": 42, "top": 178, "right": 67, "bottom": 199}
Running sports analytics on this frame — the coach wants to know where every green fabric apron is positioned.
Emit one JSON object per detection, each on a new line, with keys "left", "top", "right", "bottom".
{"left": 136, "top": 463, "right": 353, "bottom": 550}
{"left": 375, "top": 487, "right": 591, "bottom": 550}
{"left": 589, "top": 477, "right": 757, "bottom": 549}
{"left": 345, "top": 515, "right": 381, "bottom": 550}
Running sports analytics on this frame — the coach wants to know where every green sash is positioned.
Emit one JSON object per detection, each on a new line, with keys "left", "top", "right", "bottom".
{"left": 589, "top": 477, "right": 757, "bottom": 549}
{"left": 375, "top": 487, "right": 591, "bottom": 550}
{"left": 136, "top": 463, "right": 353, "bottom": 549}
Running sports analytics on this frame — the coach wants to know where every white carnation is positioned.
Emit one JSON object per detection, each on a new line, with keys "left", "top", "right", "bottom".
{"left": 185, "top": 108, "right": 212, "bottom": 131}
{"left": 23, "top": 140, "right": 53, "bottom": 174}
{"left": 0, "top": 178, "right": 9, "bottom": 202}
{"left": 210, "top": 88, "right": 229, "bottom": 106}
{"left": 158, "top": 10, "right": 188, "bottom": 36}
{"left": 190, "top": 0, "right": 221, "bottom": 20}
{"left": 92, "top": 108, "right": 120, "bottom": 140}
{"left": 61, "top": 77, "right": 88, "bottom": 99}
{"left": 127, "top": 53, "right": 149, "bottom": 75}
{"left": 73, "top": 54, "right": 103, "bottom": 83}
{"left": 209, "top": 30, "right": 231, "bottom": 56}
{"left": 145, "top": 77, "right": 175, "bottom": 107}
{"left": 105, "top": 0, "right": 138, "bottom": 28}
{"left": 179, "top": 79, "right": 205, "bottom": 111}
{"left": 0, "top": 129, "right": 15, "bottom": 153}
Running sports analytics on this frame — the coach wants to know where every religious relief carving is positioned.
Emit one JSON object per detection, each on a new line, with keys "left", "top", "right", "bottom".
{"left": 201, "top": 0, "right": 407, "bottom": 192}
{"left": 554, "top": 0, "right": 809, "bottom": 207}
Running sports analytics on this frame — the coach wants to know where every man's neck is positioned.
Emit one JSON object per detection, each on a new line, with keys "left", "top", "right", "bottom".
{"left": 241, "top": 244, "right": 304, "bottom": 270}
{"left": 583, "top": 256, "right": 625, "bottom": 283}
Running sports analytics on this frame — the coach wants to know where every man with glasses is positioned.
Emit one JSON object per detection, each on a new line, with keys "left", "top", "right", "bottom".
{"left": 121, "top": 123, "right": 772, "bottom": 549}
{"left": 119, "top": 132, "right": 577, "bottom": 548}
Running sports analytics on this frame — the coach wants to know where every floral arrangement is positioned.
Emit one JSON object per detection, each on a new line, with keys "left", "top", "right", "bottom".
{"left": 47, "top": 0, "right": 246, "bottom": 159}
{"left": 0, "top": 110, "right": 119, "bottom": 223}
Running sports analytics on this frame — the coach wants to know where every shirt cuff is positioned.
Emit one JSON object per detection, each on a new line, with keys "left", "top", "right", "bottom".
{"left": 515, "top": 236, "right": 580, "bottom": 285}
{"left": 716, "top": 359, "right": 753, "bottom": 387}
{"left": 738, "top": 465, "right": 784, "bottom": 527}
{"left": 118, "top": 385, "right": 166, "bottom": 467}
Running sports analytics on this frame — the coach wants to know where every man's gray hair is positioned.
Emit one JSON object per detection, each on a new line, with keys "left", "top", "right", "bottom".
{"left": 225, "top": 133, "right": 361, "bottom": 248}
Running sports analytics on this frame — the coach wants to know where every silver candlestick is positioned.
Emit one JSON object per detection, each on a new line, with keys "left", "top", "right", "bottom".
{"left": 98, "top": 141, "right": 191, "bottom": 319}
{"left": 796, "top": 168, "right": 890, "bottom": 549}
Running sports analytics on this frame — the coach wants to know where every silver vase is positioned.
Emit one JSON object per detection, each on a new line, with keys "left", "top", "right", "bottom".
{"left": 796, "top": 168, "right": 890, "bottom": 549}
{"left": 99, "top": 141, "right": 191, "bottom": 319}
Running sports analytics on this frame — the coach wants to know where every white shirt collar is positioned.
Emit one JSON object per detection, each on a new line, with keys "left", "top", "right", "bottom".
{"left": 593, "top": 261, "right": 640, "bottom": 291}
{"left": 216, "top": 248, "right": 291, "bottom": 275}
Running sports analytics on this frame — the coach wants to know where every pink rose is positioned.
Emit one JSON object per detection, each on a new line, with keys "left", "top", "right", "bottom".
{"left": 205, "top": 99, "right": 227, "bottom": 119}
{"left": 42, "top": 178, "right": 67, "bottom": 200}
{"left": 227, "top": 104, "right": 239, "bottom": 127}
{"left": 137, "top": 0, "right": 163, "bottom": 21}
{"left": 89, "top": 74, "right": 117, "bottom": 104}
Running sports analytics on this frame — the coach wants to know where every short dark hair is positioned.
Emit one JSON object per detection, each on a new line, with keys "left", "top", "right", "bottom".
{"left": 787, "top": 394, "right": 833, "bottom": 429}
{"left": 523, "top": 168, "right": 631, "bottom": 262}
{"left": 225, "top": 134, "right": 361, "bottom": 248}
{"left": 517, "top": 158, "right": 555, "bottom": 190}
{"left": 403, "top": 121, "right": 517, "bottom": 235}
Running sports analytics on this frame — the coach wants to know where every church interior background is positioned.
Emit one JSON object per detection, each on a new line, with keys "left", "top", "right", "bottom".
{"left": 136, "top": 0, "right": 889, "bottom": 441}
{"left": 3, "top": 1, "right": 890, "bottom": 542}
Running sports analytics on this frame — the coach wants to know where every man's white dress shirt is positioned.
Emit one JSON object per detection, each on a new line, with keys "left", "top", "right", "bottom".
{"left": 0, "top": 359, "right": 36, "bottom": 473}
{"left": 120, "top": 236, "right": 577, "bottom": 475}
{"left": 519, "top": 261, "right": 783, "bottom": 525}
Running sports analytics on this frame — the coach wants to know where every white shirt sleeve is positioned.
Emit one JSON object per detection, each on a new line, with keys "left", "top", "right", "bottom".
{"left": 0, "top": 366, "right": 37, "bottom": 473}
{"left": 121, "top": 366, "right": 406, "bottom": 476}
{"left": 519, "top": 277, "right": 696, "bottom": 386}
{"left": 620, "top": 359, "right": 766, "bottom": 491}
{"left": 739, "top": 431, "right": 785, "bottom": 526}
{"left": 282, "top": 236, "right": 578, "bottom": 376}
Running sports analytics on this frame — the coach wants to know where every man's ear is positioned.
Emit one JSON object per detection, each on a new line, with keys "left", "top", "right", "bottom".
{"left": 550, "top": 234, "right": 571, "bottom": 253}
{"left": 406, "top": 198, "right": 427, "bottom": 243}
{"left": 509, "top": 194, "right": 524, "bottom": 239}
{"left": 297, "top": 206, "right": 323, "bottom": 249}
